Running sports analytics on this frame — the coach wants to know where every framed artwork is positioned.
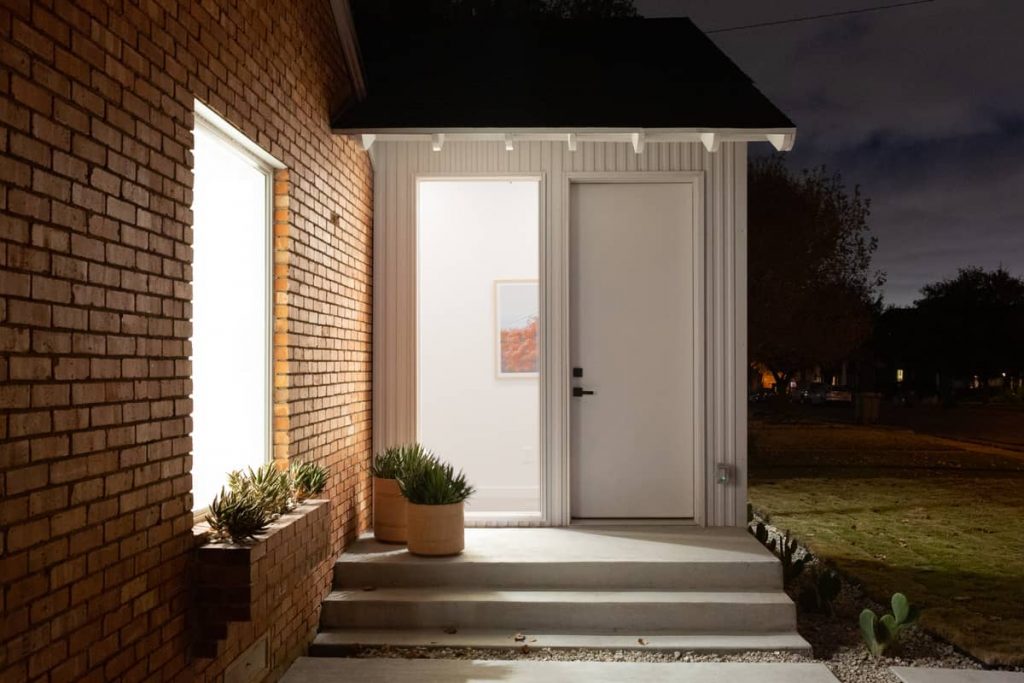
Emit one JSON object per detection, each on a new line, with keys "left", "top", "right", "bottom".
{"left": 495, "top": 280, "right": 539, "bottom": 378}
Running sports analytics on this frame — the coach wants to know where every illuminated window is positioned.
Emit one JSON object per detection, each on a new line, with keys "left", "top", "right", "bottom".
{"left": 189, "top": 104, "right": 277, "bottom": 511}
{"left": 896, "top": 368, "right": 904, "bottom": 383}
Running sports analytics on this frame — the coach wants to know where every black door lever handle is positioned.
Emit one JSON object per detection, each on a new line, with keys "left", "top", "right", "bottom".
{"left": 572, "top": 387, "right": 595, "bottom": 397}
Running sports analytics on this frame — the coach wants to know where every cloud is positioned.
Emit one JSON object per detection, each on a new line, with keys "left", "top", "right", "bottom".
{"left": 635, "top": 0, "right": 1024, "bottom": 304}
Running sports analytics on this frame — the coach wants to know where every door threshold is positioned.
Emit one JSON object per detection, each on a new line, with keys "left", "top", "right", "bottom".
{"left": 570, "top": 518, "right": 698, "bottom": 527}
{"left": 465, "top": 511, "right": 545, "bottom": 527}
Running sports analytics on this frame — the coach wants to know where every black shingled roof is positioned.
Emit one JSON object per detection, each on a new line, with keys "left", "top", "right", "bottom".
{"left": 332, "top": 17, "right": 794, "bottom": 131}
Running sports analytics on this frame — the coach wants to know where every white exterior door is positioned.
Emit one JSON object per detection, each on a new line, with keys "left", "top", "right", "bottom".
{"left": 569, "top": 182, "right": 696, "bottom": 519}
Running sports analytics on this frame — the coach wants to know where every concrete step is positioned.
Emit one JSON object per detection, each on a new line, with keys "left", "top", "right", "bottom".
{"left": 336, "top": 558, "right": 781, "bottom": 591}
{"left": 282, "top": 657, "right": 841, "bottom": 682}
{"left": 335, "top": 528, "right": 782, "bottom": 591}
{"left": 320, "top": 588, "right": 797, "bottom": 633}
{"left": 309, "top": 627, "right": 813, "bottom": 654}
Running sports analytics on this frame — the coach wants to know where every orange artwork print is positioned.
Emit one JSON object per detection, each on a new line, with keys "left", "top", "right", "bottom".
{"left": 501, "top": 316, "right": 539, "bottom": 373}
{"left": 496, "top": 281, "right": 539, "bottom": 376}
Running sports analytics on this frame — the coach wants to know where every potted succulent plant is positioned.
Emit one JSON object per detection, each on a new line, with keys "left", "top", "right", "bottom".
{"left": 399, "top": 455, "right": 474, "bottom": 556}
{"left": 371, "top": 444, "right": 429, "bottom": 543}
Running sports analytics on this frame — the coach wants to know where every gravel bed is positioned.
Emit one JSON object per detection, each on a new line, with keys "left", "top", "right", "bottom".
{"left": 341, "top": 522, "right": 1022, "bottom": 683}
{"left": 348, "top": 637, "right": 977, "bottom": 683}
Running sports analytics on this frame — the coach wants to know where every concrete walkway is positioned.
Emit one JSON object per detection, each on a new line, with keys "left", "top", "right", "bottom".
{"left": 281, "top": 657, "right": 841, "bottom": 682}
{"left": 892, "top": 667, "right": 1024, "bottom": 683}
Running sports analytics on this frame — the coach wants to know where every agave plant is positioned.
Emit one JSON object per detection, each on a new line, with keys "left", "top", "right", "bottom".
{"left": 228, "top": 463, "right": 293, "bottom": 516}
{"left": 207, "top": 486, "right": 272, "bottom": 542}
{"left": 291, "top": 461, "right": 328, "bottom": 500}
{"left": 398, "top": 456, "right": 474, "bottom": 505}
{"left": 372, "top": 443, "right": 432, "bottom": 480}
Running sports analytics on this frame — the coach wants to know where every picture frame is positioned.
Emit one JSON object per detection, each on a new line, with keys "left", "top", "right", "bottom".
{"left": 494, "top": 280, "right": 539, "bottom": 378}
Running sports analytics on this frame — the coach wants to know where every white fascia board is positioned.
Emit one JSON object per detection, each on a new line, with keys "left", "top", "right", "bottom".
{"left": 335, "top": 127, "right": 797, "bottom": 151}
{"left": 329, "top": 0, "right": 367, "bottom": 100}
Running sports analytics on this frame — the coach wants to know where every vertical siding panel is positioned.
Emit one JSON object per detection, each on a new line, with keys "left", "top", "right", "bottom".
{"left": 397, "top": 142, "right": 410, "bottom": 441}
{"left": 372, "top": 139, "right": 746, "bottom": 527}
{"left": 723, "top": 144, "right": 736, "bottom": 525}
{"left": 734, "top": 142, "right": 749, "bottom": 527}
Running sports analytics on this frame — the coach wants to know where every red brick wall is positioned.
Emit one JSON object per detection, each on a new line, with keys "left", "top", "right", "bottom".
{"left": 192, "top": 500, "right": 333, "bottom": 676}
{"left": 0, "top": 0, "right": 373, "bottom": 680}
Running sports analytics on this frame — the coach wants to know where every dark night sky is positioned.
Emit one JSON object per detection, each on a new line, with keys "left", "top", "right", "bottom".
{"left": 635, "top": 0, "right": 1024, "bottom": 306}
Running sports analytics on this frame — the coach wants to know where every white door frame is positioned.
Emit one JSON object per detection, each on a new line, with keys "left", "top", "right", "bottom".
{"left": 550, "top": 172, "right": 706, "bottom": 527}
{"left": 410, "top": 171, "right": 705, "bottom": 527}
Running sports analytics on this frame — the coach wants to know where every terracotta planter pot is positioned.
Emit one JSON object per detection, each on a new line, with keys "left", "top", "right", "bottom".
{"left": 406, "top": 502, "right": 465, "bottom": 556}
{"left": 372, "top": 477, "right": 407, "bottom": 543}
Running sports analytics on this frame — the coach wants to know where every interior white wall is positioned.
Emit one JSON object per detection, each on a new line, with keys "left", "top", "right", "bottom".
{"left": 417, "top": 180, "right": 541, "bottom": 515}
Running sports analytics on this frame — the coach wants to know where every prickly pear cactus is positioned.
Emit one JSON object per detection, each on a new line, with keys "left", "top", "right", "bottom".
{"left": 860, "top": 592, "right": 919, "bottom": 656}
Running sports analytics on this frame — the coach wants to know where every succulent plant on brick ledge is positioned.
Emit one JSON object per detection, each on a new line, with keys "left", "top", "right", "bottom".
{"left": 291, "top": 461, "right": 328, "bottom": 500}
{"left": 228, "top": 463, "right": 293, "bottom": 516}
{"left": 207, "top": 486, "right": 272, "bottom": 542}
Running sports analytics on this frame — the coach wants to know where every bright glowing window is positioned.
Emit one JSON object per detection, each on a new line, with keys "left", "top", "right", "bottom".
{"left": 189, "top": 107, "right": 274, "bottom": 512}
{"left": 417, "top": 179, "right": 541, "bottom": 518}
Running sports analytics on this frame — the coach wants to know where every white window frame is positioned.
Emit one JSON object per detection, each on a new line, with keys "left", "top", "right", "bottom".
{"left": 191, "top": 101, "right": 284, "bottom": 516}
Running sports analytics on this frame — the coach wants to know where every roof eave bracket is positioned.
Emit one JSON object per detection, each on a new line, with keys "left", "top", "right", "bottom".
{"left": 700, "top": 132, "right": 720, "bottom": 153}
{"left": 766, "top": 132, "right": 796, "bottom": 152}
{"left": 631, "top": 131, "right": 646, "bottom": 154}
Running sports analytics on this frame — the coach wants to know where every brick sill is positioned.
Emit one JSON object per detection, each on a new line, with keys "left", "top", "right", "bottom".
{"left": 191, "top": 499, "right": 331, "bottom": 658}
{"left": 192, "top": 498, "right": 328, "bottom": 552}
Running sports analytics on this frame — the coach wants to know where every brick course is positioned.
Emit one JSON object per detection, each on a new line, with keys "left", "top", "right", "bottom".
{"left": 1, "top": 0, "right": 372, "bottom": 680}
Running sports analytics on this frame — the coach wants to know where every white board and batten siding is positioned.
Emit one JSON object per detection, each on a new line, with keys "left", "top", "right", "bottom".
{"left": 371, "top": 140, "right": 748, "bottom": 528}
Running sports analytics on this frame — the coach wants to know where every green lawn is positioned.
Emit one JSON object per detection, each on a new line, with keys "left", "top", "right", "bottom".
{"left": 750, "top": 422, "right": 1024, "bottom": 666}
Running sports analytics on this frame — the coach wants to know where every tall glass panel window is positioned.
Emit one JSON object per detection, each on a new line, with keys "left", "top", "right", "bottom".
{"left": 417, "top": 179, "right": 541, "bottom": 518}
{"left": 190, "top": 113, "right": 272, "bottom": 511}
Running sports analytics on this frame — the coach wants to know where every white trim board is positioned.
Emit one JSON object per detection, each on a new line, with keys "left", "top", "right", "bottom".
{"left": 194, "top": 100, "right": 286, "bottom": 170}
{"left": 562, "top": 172, "right": 705, "bottom": 526}
{"left": 342, "top": 128, "right": 796, "bottom": 155}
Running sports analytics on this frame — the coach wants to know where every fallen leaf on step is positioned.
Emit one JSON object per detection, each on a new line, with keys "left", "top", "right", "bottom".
{"left": 443, "top": 626, "right": 458, "bottom": 634}
{"left": 520, "top": 644, "right": 530, "bottom": 654}
{"left": 638, "top": 638, "right": 648, "bottom": 646}
{"left": 514, "top": 633, "right": 526, "bottom": 642}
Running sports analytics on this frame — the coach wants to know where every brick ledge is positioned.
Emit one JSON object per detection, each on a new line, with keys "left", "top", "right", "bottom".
{"left": 191, "top": 499, "right": 331, "bottom": 659}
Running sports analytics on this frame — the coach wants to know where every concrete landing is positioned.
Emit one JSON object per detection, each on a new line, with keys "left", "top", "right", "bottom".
{"left": 336, "top": 526, "right": 781, "bottom": 590}
{"left": 892, "top": 667, "right": 1024, "bottom": 683}
{"left": 281, "top": 657, "right": 841, "bottom": 682}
